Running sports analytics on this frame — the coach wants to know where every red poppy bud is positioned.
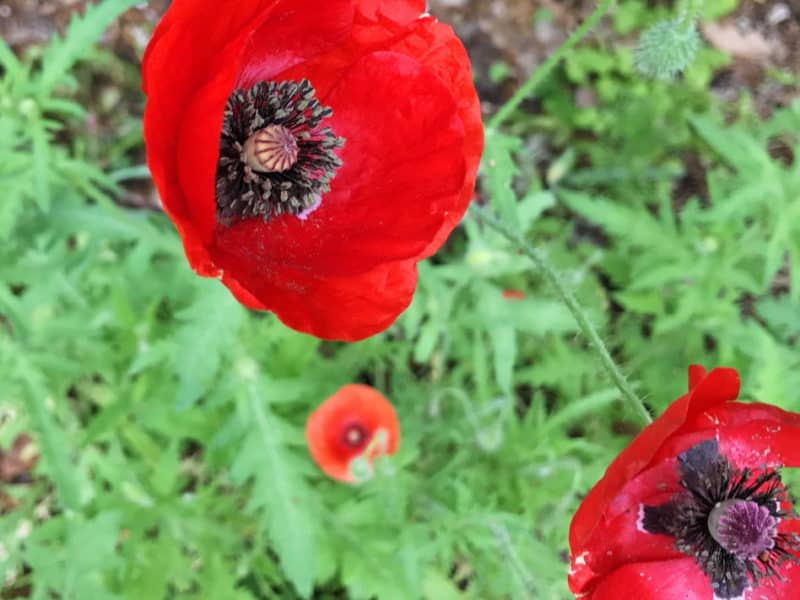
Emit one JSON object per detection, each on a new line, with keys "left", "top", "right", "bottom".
{"left": 305, "top": 384, "right": 400, "bottom": 483}
{"left": 568, "top": 366, "right": 800, "bottom": 599}
{"left": 142, "top": 0, "right": 483, "bottom": 341}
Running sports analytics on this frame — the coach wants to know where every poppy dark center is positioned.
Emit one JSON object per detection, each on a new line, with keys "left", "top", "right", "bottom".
{"left": 341, "top": 423, "right": 368, "bottom": 449}
{"left": 640, "top": 439, "right": 800, "bottom": 599}
{"left": 215, "top": 79, "right": 344, "bottom": 224}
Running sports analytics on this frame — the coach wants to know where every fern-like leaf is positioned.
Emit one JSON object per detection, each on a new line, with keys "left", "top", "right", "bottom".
{"left": 173, "top": 281, "right": 245, "bottom": 410}
{"left": 230, "top": 377, "right": 315, "bottom": 597}
{"left": 37, "top": 0, "right": 141, "bottom": 96}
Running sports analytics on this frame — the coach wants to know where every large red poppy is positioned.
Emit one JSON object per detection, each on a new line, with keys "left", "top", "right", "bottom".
{"left": 142, "top": 0, "right": 482, "bottom": 341}
{"left": 569, "top": 366, "right": 800, "bottom": 599}
{"left": 305, "top": 384, "right": 400, "bottom": 483}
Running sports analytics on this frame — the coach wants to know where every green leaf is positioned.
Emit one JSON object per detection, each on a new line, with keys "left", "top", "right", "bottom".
{"left": 30, "top": 120, "right": 52, "bottom": 212}
{"left": 483, "top": 130, "right": 522, "bottom": 226}
{"left": 230, "top": 378, "right": 315, "bottom": 597}
{"left": 689, "top": 115, "right": 773, "bottom": 174}
{"left": 24, "top": 513, "right": 121, "bottom": 600}
{"left": 37, "top": 0, "right": 142, "bottom": 95}
{"left": 173, "top": 281, "right": 245, "bottom": 410}
{"left": 5, "top": 343, "right": 83, "bottom": 511}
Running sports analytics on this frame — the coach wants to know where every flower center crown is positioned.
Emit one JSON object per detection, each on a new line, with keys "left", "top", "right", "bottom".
{"left": 640, "top": 440, "right": 800, "bottom": 599}
{"left": 216, "top": 79, "right": 344, "bottom": 224}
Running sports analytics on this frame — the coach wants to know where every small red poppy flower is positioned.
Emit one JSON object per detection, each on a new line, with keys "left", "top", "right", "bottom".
{"left": 569, "top": 365, "right": 800, "bottom": 600}
{"left": 142, "top": 0, "right": 483, "bottom": 341}
{"left": 305, "top": 384, "right": 400, "bottom": 483}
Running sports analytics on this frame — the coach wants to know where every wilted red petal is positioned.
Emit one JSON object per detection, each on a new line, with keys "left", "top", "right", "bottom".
{"left": 306, "top": 384, "right": 400, "bottom": 482}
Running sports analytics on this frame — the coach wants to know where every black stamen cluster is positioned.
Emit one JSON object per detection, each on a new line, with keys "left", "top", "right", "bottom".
{"left": 216, "top": 79, "right": 344, "bottom": 224}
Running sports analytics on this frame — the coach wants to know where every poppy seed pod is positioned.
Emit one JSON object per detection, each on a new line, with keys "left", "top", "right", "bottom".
{"left": 142, "top": 0, "right": 483, "bottom": 341}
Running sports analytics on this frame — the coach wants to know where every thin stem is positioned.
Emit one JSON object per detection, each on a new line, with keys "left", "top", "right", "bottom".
{"left": 471, "top": 205, "right": 652, "bottom": 425}
{"left": 488, "top": 0, "right": 616, "bottom": 129}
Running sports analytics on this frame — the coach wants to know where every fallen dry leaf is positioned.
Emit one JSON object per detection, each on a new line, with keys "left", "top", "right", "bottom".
{"left": 0, "top": 433, "right": 39, "bottom": 484}
{"left": 702, "top": 22, "right": 773, "bottom": 61}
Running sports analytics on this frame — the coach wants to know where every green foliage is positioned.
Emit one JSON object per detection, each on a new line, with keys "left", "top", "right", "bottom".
{"left": 556, "top": 101, "right": 800, "bottom": 407}
{"left": 2, "top": 1, "right": 799, "bottom": 599}
{"left": 228, "top": 377, "right": 316, "bottom": 596}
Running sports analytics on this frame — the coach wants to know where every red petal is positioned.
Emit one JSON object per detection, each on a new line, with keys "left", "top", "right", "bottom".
{"left": 583, "top": 558, "right": 713, "bottom": 600}
{"left": 648, "top": 429, "right": 718, "bottom": 465}
{"left": 687, "top": 367, "right": 741, "bottom": 414}
{"left": 568, "top": 458, "right": 684, "bottom": 594}
{"left": 216, "top": 250, "right": 418, "bottom": 341}
{"left": 682, "top": 401, "right": 800, "bottom": 468}
{"left": 237, "top": 0, "right": 355, "bottom": 87}
{"left": 356, "top": 0, "right": 426, "bottom": 24}
{"left": 569, "top": 368, "right": 740, "bottom": 552}
{"left": 378, "top": 17, "right": 483, "bottom": 258}
{"left": 212, "top": 50, "right": 466, "bottom": 277}
{"left": 692, "top": 400, "right": 800, "bottom": 430}
{"left": 688, "top": 364, "right": 707, "bottom": 389}
{"left": 745, "top": 567, "right": 800, "bottom": 599}
{"left": 719, "top": 418, "right": 800, "bottom": 468}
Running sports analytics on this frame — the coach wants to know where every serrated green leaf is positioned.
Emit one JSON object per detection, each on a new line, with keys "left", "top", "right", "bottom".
{"left": 8, "top": 346, "right": 83, "bottom": 510}
{"left": 173, "top": 282, "right": 245, "bottom": 410}
{"left": 37, "top": 0, "right": 142, "bottom": 95}
{"left": 230, "top": 379, "right": 315, "bottom": 597}
{"left": 689, "top": 115, "right": 773, "bottom": 174}
{"left": 483, "top": 130, "right": 522, "bottom": 226}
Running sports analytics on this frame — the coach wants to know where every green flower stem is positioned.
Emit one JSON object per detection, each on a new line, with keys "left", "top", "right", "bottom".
{"left": 488, "top": 0, "right": 616, "bottom": 130}
{"left": 470, "top": 205, "right": 652, "bottom": 426}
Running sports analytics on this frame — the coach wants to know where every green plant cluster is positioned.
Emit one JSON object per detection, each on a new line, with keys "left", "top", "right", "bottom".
{"left": 1, "top": 1, "right": 798, "bottom": 599}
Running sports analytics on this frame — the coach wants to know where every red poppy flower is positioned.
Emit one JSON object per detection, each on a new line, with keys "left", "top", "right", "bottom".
{"left": 569, "top": 365, "right": 800, "bottom": 600}
{"left": 305, "top": 383, "right": 400, "bottom": 482}
{"left": 142, "top": 0, "right": 483, "bottom": 341}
